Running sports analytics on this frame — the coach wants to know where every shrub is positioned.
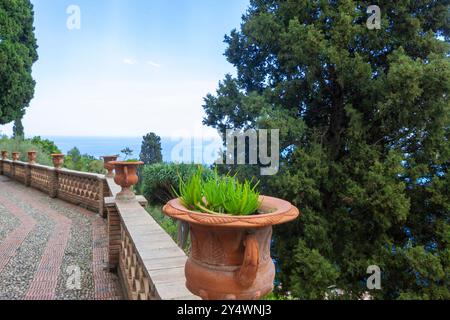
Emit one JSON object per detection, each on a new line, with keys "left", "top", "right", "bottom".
{"left": 0, "top": 136, "right": 52, "bottom": 165}
{"left": 64, "top": 147, "right": 105, "bottom": 174}
{"left": 146, "top": 205, "right": 178, "bottom": 241}
{"left": 29, "top": 136, "right": 61, "bottom": 155}
{"left": 141, "top": 163, "right": 213, "bottom": 204}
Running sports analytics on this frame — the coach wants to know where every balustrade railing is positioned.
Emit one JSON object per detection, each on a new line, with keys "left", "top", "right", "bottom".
{"left": 0, "top": 152, "right": 197, "bottom": 300}
{"left": 0, "top": 158, "right": 106, "bottom": 215}
{"left": 104, "top": 177, "right": 196, "bottom": 300}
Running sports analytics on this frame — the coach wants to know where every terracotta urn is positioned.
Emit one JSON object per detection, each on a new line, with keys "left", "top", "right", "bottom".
{"left": 163, "top": 196, "right": 300, "bottom": 300}
{"left": 51, "top": 154, "right": 65, "bottom": 168}
{"left": 110, "top": 161, "right": 144, "bottom": 200}
{"left": 12, "top": 152, "right": 20, "bottom": 161}
{"left": 1, "top": 151, "right": 8, "bottom": 160}
{"left": 27, "top": 151, "right": 37, "bottom": 164}
{"left": 102, "top": 155, "right": 119, "bottom": 177}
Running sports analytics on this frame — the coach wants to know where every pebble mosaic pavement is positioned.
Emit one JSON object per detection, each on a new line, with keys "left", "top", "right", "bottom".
{"left": 0, "top": 176, "right": 122, "bottom": 300}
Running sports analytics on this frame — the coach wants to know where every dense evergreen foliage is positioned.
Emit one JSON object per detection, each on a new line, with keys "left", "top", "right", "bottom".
{"left": 29, "top": 136, "right": 60, "bottom": 155}
{"left": 141, "top": 163, "right": 213, "bottom": 204}
{"left": 204, "top": 0, "right": 449, "bottom": 299}
{"left": 12, "top": 117, "right": 24, "bottom": 139}
{"left": 0, "top": 135, "right": 51, "bottom": 165}
{"left": 140, "top": 132, "right": 163, "bottom": 165}
{"left": 64, "top": 147, "right": 104, "bottom": 174}
{"left": 0, "top": 0, "right": 38, "bottom": 125}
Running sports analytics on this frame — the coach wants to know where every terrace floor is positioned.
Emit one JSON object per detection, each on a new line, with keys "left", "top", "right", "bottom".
{"left": 0, "top": 176, "right": 122, "bottom": 300}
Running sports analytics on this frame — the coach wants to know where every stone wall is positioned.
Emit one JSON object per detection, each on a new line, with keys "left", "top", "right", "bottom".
{"left": 0, "top": 157, "right": 198, "bottom": 300}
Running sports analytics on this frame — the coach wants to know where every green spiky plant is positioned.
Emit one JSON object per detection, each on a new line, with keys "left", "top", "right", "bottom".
{"left": 173, "top": 166, "right": 261, "bottom": 216}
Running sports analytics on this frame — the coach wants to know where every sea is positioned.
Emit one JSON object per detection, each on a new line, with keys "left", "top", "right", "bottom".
{"left": 44, "top": 136, "right": 223, "bottom": 165}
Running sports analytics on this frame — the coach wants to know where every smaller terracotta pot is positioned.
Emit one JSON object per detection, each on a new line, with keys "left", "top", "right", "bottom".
{"left": 110, "top": 161, "right": 144, "bottom": 200}
{"left": 1, "top": 151, "right": 8, "bottom": 160}
{"left": 51, "top": 154, "right": 65, "bottom": 168}
{"left": 12, "top": 152, "right": 20, "bottom": 161}
{"left": 102, "top": 155, "right": 119, "bottom": 177}
{"left": 28, "top": 151, "right": 37, "bottom": 164}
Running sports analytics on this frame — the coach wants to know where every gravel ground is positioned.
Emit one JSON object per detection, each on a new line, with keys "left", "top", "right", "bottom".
{"left": 45, "top": 197, "right": 96, "bottom": 300}
{"left": 0, "top": 177, "right": 122, "bottom": 300}
{"left": 0, "top": 204, "right": 20, "bottom": 243}
{"left": 0, "top": 186, "right": 54, "bottom": 300}
{"left": 0, "top": 177, "right": 20, "bottom": 242}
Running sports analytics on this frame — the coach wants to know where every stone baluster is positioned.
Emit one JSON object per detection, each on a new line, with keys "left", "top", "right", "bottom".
{"left": 11, "top": 152, "right": 20, "bottom": 179}
{"left": 25, "top": 151, "right": 36, "bottom": 187}
{"left": 98, "top": 176, "right": 105, "bottom": 217}
{"left": 50, "top": 154, "right": 64, "bottom": 198}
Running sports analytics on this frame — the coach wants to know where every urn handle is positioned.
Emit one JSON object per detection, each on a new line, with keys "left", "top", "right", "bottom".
{"left": 236, "top": 233, "right": 259, "bottom": 288}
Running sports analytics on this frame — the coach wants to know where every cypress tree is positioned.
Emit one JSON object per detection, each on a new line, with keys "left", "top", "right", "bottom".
{"left": 203, "top": 0, "right": 449, "bottom": 299}
{"left": 0, "top": 0, "right": 38, "bottom": 125}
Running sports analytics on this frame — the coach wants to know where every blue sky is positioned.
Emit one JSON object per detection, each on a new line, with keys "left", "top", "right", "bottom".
{"left": 1, "top": 0, "right": 249, "bottom": 137}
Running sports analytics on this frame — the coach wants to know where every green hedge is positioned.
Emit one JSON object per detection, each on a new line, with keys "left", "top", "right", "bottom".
{"left": 0, "top": 136, "right": 52, "bottom": 165}
{"left": 141, "top": 163, "right": 213, "bottom": 205}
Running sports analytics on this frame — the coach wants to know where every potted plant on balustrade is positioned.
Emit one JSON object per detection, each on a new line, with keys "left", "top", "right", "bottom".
{"left": 51, "top": 154, "right": 65, "bottom": 168}
{"left": 163, "top": 167, "right": 300, "bottom": 300}
{"left": 101, "top": 155, "right": 119, "bottom": 177}
{"left": 28, "top": 150, "right": 37, "bottom": 164}
{"left": 12, "top": 152, "right": 21, "bottom": 161}
{"left": 110, "top": 159, "right": 144, "bottom": 200}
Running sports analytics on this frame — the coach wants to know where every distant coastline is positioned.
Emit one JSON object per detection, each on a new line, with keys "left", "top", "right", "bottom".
{"left": 43, "top": 136, "right": 222, "bottom": 165}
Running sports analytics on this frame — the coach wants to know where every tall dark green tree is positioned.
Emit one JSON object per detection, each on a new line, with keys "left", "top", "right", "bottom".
{"left": 204, "top": 0, "right": 449, "bottom": 299}
{"left": 12, "top": 117, "right": 24, "bottom": 139}
{"left": 140, "top": 132, "right": 163, "bottom": 165}
{"left": 0, "top": 0, "right": 38, "bottom": 125}
{"left": 29, "top": 136, "right": 60, "bottom": 155}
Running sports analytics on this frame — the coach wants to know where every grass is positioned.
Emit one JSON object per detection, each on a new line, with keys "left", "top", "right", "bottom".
{"left": 0, "top": 137, "right": 52, "bottom": 165}
{"left": 174, "top": 166, "right": 261, "bottom": 216}
{"left": 146, "top": 205, "right": 178, "bottom": 240}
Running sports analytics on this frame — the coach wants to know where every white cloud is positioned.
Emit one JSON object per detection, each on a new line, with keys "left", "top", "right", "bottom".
{"left": 11, "top": 77, "right": 220, "bottom": 138}
{"left": 122, "top": 58, "right": 137, "bottom": 65}
{"left": 146, "top": 60, "right": 161, "bottom": 68}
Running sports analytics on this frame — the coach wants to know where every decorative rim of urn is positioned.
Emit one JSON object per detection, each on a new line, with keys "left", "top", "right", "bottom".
{"left": 101, "top": 155, "right": 119, "bottom": 177}
{"left": 163, "top": 196, "right": 299, "bottom": 228}
{"left": 27, "top": 151, "right": 37, "bottom": 163}
{"left": 110, "top": 160, "right": 144, "bottom": 166}
{"left": 12, "top": 152, "right": 21, "bottom": 161}
{"left": 1, "top": 151, "right": 8, "bottom": 160}
{"left": 110, "top": 161, "right": 144, "bottom": 200}
{"left": 51, "top": 154, "right": 65, "bottom": 168}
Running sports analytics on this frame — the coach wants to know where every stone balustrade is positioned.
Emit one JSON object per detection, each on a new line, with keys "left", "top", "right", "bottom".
{"left": 0, "top": 158, "right": 106, "bottom": 215}
{"left": 104, "top": 177, "right": 197, "bottom": 300}
{"left": 0, "top": 153, "right": 198, "bottom": 300}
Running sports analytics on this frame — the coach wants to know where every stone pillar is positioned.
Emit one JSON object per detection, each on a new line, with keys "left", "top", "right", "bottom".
{"left": 49, "top": 168, "right": 58, "bottom": 198}
{"left": 0, "top": 151, "right": 8, "bottom": 176}
{"left": 105, "top": 196, "right": 147, "bottom": 271}
{"left": 11, "top": 161, "right": 16, "bottom": 179}
{"left": 98, "top": 177, "right": 105, "bottom": 217}
{"left": 25, "top": 164, "right": 32, "bottom": 187}
{"left": 105, "top": 198, "right": 121, "bottom": 271}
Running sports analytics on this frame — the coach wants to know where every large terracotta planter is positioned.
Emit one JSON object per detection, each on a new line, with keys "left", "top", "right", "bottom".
{"left": 51, "top": 154, "right": 65, "bottom": 168}
{"left": 102, "top": 155, "right": 118, "bottom": 177}
{"left": 110, "top": 161, "right": 144, "bottom": 200}
{"left": 1, "top": 151, "right": 8, "bottom": 160}
{"left": 28, "top": 151, "right": 37, "bottom": 164}
{"left": 12, "top": 152, "right": 20, "bottom": 161}
{"left": 163, "top": 196, "right": 300, "bottom": 300}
